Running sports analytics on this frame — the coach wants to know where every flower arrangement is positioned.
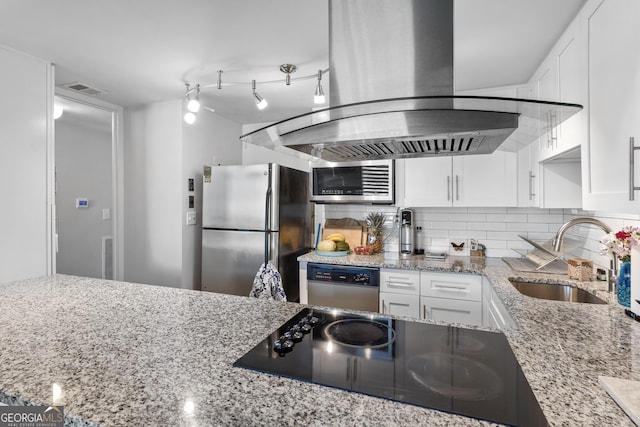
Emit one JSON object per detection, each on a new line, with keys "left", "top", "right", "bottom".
{"left": 600, "top": 226, "right": 640, "bottom": 263}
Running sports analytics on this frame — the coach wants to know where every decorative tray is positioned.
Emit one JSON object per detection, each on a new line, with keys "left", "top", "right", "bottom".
{"left": 425, "top": 252, "right": 448, "bottom": 260}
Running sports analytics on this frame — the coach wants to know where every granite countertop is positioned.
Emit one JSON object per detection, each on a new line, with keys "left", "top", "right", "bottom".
{"left": 0, "top": 254, "right": 638, "bottom": 425}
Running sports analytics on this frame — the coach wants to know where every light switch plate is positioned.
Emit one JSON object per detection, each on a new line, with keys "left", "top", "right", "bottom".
{"left": 186, "top": 211, "right": 196, "bottom": 226}
{"left": 102, "top": 208, "right": 111, "bottom": 220}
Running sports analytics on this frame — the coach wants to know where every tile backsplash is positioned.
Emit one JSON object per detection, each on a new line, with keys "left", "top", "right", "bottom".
{"left": 317, "top": 204, "right": 640, "bottom": 272}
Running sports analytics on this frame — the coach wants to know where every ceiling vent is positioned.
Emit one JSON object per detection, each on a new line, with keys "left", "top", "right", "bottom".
{"left": 61, "top": 81, "right": 109, "bottom": 96}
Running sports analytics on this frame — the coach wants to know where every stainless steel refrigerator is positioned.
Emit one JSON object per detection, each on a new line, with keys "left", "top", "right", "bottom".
{"left": 201, "top": 163, "right": 311, "bottom": 301}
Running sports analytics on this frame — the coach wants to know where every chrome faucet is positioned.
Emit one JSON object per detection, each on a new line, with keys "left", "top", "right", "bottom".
{"left": 552, "top": 217, "right": 616, "bottom": 293}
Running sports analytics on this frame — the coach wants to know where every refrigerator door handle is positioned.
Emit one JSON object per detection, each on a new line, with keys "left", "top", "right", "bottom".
{"left": 264, "top": 164, "right": 273, "bottom": 265}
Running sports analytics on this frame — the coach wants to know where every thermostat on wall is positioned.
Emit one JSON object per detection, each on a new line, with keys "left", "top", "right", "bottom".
{"left": 76, "top": 198, "right": 89, "bottom": 208}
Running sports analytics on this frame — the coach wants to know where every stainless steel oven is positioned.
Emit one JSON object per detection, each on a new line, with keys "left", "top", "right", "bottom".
{"left": 307, "top": 263, "right": 379, "bottom": 312}
{"left": 310, "top": 159, "right": 394, "bottom": 204}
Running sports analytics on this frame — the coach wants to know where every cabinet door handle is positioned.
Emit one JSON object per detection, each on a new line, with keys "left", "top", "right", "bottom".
{"left": 423, "top": 304, "right": 427, "bottom": 319}
{"left": 528, "top": 171, "right": 536, "bottom": 200}
{"left": 353, "top": 359, "right": 357, "bottom": 383}
{"left": 546, "top": 111, "right": 551, "bottom": 147}
{"left": 550, "top": 112, "right": 557, "bottom": 144}
{"left": 381, "top": 299, "right": 386, "bottom": 313}
{"left": 387, "top": 280, "right": 412, "bottom": 287}
{"left": 434, "top": 284, "right": 468, "bottom": 292}
{"left": 346, "top": 359, "right": 351, "bottom": 381}
{"left": 630, "top": 137, "right": 640, "bottom": 201}
{"left": 447, "top": 176, "right": 451, "bottom": 201}
{"left": 455, "top": 175, "right": 460, "bottom": 201}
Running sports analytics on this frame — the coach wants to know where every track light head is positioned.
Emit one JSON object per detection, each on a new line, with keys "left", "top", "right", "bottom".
{"left": 186, "top": 83, "right": 200, "bottom": 113}
{"left": 314, "top": 70, "right": 326, "bottom": 104}
{"left": 252, "top": 80, "right": 268, "bottom": 110}
{"left": 184, "top": 111, "right": 197, "bottom": 124}
{"left": 254, "top": 93, "right": 268, "bottom": 110}
{"left": 187, "top": 99, "right": 200, "bottom": 113}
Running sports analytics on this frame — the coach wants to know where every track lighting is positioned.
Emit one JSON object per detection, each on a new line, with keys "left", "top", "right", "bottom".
{"left": 186, "top": 84, "right": 200, "bottom": 113}
{"left": 182, "top": 65, "right": 329, "bottom": 122}
{"left": 314, "top": 70, "right": 325, "bottom": 104}
{"left": 252, "top": 80, "right": 268, "bottom": 110}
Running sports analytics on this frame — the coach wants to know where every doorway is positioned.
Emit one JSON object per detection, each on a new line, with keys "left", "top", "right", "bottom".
{"left": 52, "top": 88, "right": 124, "bottom": 280}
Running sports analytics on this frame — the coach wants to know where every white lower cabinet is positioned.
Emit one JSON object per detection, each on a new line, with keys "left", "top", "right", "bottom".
{"left": 380, "top": 292, "right": 420, "bottom": 318}
{"left": 376, "top": 269, "right": 514, "bottom": 330}
{"left": 420, "top": 296, "right": 482, "bottom": 326}
{"left": 420, "top": 272, "right": 483, "bottom": 327}
{"left": 379, "top": 269, "right": 420, "bottom": 318}
{"left": 420, "top": 271, "right": 483, "bottom": 301}
{"left": 380, "top": 269, "right": 420, "bottom": 294}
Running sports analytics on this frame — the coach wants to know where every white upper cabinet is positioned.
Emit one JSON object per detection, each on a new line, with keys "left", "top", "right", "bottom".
{"left": 582, "top": 0, "right": 640, "bottom": 213}
{"left": 400, "top": 150, "right": 517, "bottom": 207}
{"left": 398, "top": 86, "right": 518, "bottom": 208}
{"left": 535, "top": 59, "right": 559, "bottom": 158}
{"left": 517, "top": 141, "right": 539, "bottom": 207}
{"left": 515, "top": 84, "right": 541, "bottom": 207}
{"left": 453, "top": 151, "right": 518, "bottom": 206}
{"left": 401, "top": 156, "right": 451, "bottom": 207}
{"left": 556, "top": 19, "right": 587, "bottom": 155}
{"left": 532, "top": 16, "right": 587, "bottom": 162}
{"left": 516, "top": 11, "right": 585, "bottom": 209}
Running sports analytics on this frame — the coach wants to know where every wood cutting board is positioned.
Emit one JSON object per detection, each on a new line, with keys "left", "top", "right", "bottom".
{"left": 323, "top": 222, "right": 364, "bottom": 251}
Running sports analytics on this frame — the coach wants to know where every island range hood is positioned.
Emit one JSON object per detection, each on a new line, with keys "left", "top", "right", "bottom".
{"left": 240, "top": 0, "right": 583, "bottom": 163}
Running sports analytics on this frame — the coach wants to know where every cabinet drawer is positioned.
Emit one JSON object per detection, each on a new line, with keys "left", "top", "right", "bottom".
{"left": 380, "top": 269, "right": 420, "bottom": 295}
{"left": 379, "top": 292, "right": 419, "bottom": 319}
{"left": 420, "top": 296, "right": 482, "bottom": 327}
{"left": 420, "top": 272, "right": 482, "bottom": 302}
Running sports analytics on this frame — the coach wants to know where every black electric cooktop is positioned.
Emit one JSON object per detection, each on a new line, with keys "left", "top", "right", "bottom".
{"left": 234, "top": 308, "right": 547, "bottom": 427}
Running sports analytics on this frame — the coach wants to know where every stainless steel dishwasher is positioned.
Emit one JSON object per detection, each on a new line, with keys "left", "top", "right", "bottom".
{"left": 307, "top": 263, "right": 379, "bottom": 312}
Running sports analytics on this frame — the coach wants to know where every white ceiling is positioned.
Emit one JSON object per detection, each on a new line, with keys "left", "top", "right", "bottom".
{"left": 0, "top": 0, "right": 586, "bottom": 126}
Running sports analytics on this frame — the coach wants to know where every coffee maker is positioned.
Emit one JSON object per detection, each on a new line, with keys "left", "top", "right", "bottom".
{"left": 399, "top": 208, "right": 414, "bottom": 256}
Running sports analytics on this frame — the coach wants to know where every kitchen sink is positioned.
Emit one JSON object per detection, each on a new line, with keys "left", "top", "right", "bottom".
{"left": 508, "top": 280, "right": 607, "bottom": 304}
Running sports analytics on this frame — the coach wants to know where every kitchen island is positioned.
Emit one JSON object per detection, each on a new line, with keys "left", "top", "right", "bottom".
{"left": 0, "top": 262, "right": 637, "bottom": 426}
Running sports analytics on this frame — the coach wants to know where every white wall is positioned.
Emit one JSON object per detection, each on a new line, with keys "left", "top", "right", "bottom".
{"left": 0, "top": 45, "right": 52, "bottom": 284}
{"left": 182, "top": 110, "right": 242, "bottom": 290}
{"left": 124, "top": 100, "right": 183, "bottom": 286}
{"left": 124, "top": 100, "right": 242, "bottom": 289}
{"left": 55, "top": 120, "right": 112, "bottom": 278}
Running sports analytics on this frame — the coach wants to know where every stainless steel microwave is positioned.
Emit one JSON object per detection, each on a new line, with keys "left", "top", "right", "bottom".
{"left": 310, "top": 159, "right": 394, "bottom": 204}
